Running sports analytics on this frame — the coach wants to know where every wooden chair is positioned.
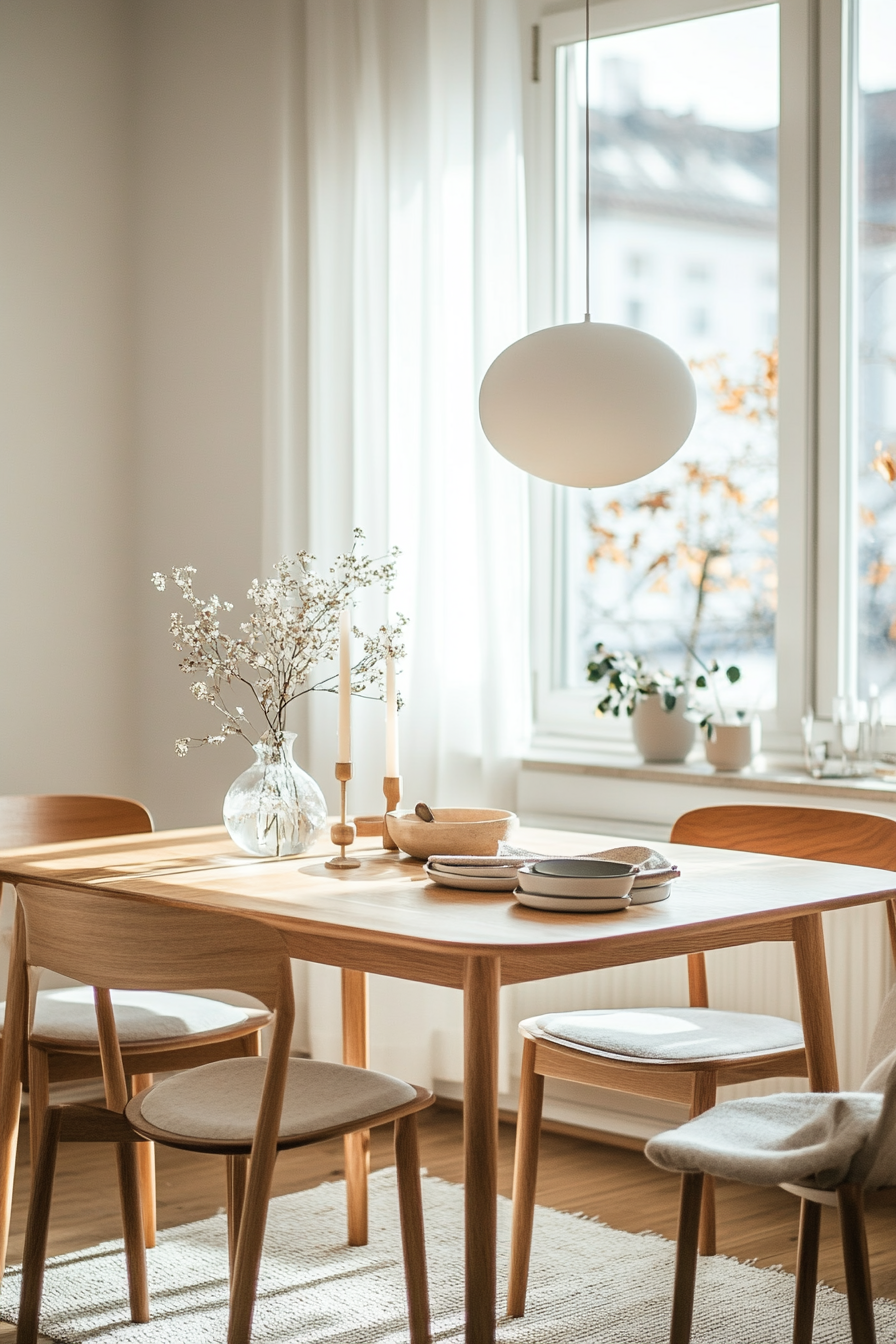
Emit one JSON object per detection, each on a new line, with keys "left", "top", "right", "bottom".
{"left": 647, "top": 972, "right": 896, "bottom": 1344}
{"left": 507, "top": 804, "right": 896, "bottom": 1317}
{"left": 0, "top": 795, "right": 272, "bottom": 1247}
{"left": 14, "top": 882, "right": 433, "bottom": 1344}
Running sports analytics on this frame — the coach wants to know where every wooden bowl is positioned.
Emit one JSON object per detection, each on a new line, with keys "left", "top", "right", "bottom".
{"left": 384, "top": 808, "right": 518, "bottom": 860}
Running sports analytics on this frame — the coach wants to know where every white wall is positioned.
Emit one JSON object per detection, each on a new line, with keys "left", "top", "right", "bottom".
{"left": 0, "top": 0, "right": 133, "bottom": 798}
{"left": 0, "top": 0, "right": 309, "bottom": 829}
{"left": 130, "top": 0, "right": 306, "bottom": 829}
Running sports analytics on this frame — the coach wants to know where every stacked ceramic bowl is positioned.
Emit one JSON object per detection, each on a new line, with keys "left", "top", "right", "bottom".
{"left": 515, "top": 860, "right": 677, "bottom": 913}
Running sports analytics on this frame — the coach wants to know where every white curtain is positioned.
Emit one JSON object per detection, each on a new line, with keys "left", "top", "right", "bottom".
{"left": 298, "top": 0, "right": 530, "bottom": 1089}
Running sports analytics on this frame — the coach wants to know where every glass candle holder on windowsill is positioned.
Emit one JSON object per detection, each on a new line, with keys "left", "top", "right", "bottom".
{"left": 832, "top": 696, "right": 872, "bottom": 776}
{"left": 802, "top": 705, "right": 876, "bottom": 779}
{"left": 801, "top": 710, "right": 828, "bottom": 778}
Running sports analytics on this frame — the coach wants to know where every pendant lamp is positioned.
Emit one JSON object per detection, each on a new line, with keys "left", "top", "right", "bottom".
{"left": 478, "top": 4, "right": 696, "bottom": 489}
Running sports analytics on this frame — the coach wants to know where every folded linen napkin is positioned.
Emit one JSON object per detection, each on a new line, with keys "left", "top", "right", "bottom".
{"left": 498, "top": 842, "right": 680, "bottom": 889}
{"left": 428, "top": 854, "right": 528, "bottom": 868}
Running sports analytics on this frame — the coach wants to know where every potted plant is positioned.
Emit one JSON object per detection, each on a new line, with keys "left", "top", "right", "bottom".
{"left": 692, "top": 655, "right": 759, "bottom": 770}
{"left": 586, "top": 643, "right": 695, "bottom": 763}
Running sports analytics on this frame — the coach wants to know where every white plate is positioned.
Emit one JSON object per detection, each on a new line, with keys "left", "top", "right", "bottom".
{"left": 629, "top": 880, "right": 672, "bottom": 904}
{"left": 424, "top": 864, "right": 519, "bottom": 892}
{"left": 514, "top": 888, "right": 632, "bottom": 913}
{"left": 430, "top": 862, "right": 522, "bottom": 880}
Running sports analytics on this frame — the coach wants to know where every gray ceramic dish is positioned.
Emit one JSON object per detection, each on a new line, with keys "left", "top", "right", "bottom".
{"left": 517, "top": 858, "right": 637, "bottom": 900}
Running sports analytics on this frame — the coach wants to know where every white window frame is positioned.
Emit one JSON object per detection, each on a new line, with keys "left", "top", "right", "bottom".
{"left": 524, "top": 0, "right": 848, "bottom": 755}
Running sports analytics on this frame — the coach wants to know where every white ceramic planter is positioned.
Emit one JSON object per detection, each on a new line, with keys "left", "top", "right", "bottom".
{"left": 704, "top": 718, "right": 760, "bottom": 771}
{"left": 631, "top": 693, "right": 695, "bottom": 763}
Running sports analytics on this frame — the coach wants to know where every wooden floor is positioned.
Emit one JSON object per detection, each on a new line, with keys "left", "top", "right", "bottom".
{"left": 1, "top": 1104, "right": 893, "bottom": 1341}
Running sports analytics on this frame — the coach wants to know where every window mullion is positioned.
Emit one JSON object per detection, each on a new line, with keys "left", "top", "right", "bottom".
{"left": 814, "top": 0, "right": 850, "bottom": 715}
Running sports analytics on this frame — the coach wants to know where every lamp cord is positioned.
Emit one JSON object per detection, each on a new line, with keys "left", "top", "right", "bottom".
{"left": 584, "top": 0, "right": 591, "bottom": 322}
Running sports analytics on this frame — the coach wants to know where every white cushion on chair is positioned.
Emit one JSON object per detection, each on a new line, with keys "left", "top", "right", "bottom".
{"left": 133, "top": 1056, "right": 417, "bottom": 1142}
{"left": 0, "top": 987, "right": 264, "bottom": 1046}
{"left": 528, "top": 1007, "right": 804, "bottom": 1062}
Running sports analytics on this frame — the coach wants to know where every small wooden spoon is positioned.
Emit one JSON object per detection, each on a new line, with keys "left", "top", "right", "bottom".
{"left": 415, "top": 802, "right": 435, "bottom": 823}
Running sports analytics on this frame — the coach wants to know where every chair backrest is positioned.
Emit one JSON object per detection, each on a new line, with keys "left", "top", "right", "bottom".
{"left": 671, "top": 804, "right": 896, "bottom": 1008}
{"left": 670, "top": 804, "right": 896, "bottom": 869}
{"left": 15, "top": 882, "right": 295, "bottom": 1140}
{"left": 0, "top": 795, "right": 153, "bottom": 849}
{"left": 16, "top": 883, "right": 289, "bottom": 1014}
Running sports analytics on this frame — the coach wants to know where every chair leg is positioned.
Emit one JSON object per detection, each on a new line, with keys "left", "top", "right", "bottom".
{"left": 226, "top": 1155, "right": 249, "bottom": 1281}
{"left": 17, "top": 1106, "right": 63, "bottom": 1344}
{"left": 689, "top": 1072, "right": 717, "bottom": 1256}
{"left": 837, "top": 1184, "right": 876, "bottom": 1344}
{"left": 114, "top": 1141, "right": 149, "bottom": 1322}
{"left": 507, "top": 1038, "right": 545, "bottom": 1317}
{"left": 27, "top": 1047, "right": 50, "bottom": 1179}
{"left": 227, "top": 1144, "right": 279, "bottom": 1343}
{"left": 344, "top": 1128, "right": 370, "bottom": 1247}
{"left": 697, "top": 1176, "right": 716, "bottom": 1258}
{"left": 394, "top": 1114, "right": 431, "bottom": 1344}
{"left": 130, "top": 1074, "right": 156, "bottom": 1248}
{"left": 793, "top": 1198, "right": 821, "bottom": 1344}
{"left": 670, "top": 1171, "right": 704, "bottom": 1344}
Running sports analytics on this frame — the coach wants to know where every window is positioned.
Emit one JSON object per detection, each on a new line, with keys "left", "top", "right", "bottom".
{"left": 526, "top": 0, "right": 854, "bottom": 749}
{"left": 852, "top": 0, "right": 896, "bottom": 712}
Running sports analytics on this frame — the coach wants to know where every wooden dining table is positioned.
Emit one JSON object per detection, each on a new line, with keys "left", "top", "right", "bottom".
{"left": 1, "top": 820, "right": 895, "bottom": 1343}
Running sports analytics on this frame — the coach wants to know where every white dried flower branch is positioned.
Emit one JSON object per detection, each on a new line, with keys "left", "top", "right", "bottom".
{"left": 152, "top": 530, "right": 404, "bottom": 754}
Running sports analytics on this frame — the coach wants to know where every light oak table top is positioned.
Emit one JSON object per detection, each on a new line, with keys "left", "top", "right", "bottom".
{"left": 2, "top": 823, "right": 895, "bottom": 1344}
{"left": 2, "top": 823, "right": 895, "bottom": 984}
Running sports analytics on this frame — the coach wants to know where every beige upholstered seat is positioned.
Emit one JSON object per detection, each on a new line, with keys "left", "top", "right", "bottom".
{"left": 4, "top": 988, "right": 266, "bottom": 1046}
{"left": 529, "top": 1007, "right": 804, "bottom": 1062}
{"left": 133, "top": 1057, "right": 418, "bottom": 1143}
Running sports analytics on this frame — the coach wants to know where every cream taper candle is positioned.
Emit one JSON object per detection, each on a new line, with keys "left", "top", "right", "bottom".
{"left": 338, "top": 608, "right": 352, "bottom": 763}
{"left": 385, "top": 654, "right": 399, "bottom": 777}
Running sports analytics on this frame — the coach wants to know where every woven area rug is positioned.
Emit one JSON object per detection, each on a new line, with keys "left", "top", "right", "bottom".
{"left": 2, "top": 1169, "right": 896, "bottom": 1343}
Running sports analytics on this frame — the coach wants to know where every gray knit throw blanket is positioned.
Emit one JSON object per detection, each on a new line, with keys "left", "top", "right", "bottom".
{"left": 646, "top": 983, "right": 896, "bottom": 1190}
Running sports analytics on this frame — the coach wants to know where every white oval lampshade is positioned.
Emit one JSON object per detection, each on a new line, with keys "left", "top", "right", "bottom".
{"left": 479, "top": 321, "right": 697, "bottom": 488}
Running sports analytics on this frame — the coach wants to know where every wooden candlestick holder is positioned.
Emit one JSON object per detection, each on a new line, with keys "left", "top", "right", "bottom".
{"left": 325, "top": 762, "right": 361, "bottom": 869}
{"left": 382, "top": 775, "right": 402, "bottom": 851}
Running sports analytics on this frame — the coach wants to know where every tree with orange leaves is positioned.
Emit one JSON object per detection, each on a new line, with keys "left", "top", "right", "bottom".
{"left": 581, "top": 345, "right": 778, "bottom": 686}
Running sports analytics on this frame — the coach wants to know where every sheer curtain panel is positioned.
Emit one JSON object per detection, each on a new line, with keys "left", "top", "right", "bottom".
{"left": 300, "top": 0, "right": 530, "bottom": 1091}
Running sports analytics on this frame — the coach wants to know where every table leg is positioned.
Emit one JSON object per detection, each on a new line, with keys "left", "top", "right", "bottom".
{"left": 793, "top": 913, "right": 840, "bottom": 1092}
{"left": 463, "top": 955, "right": 500, "bottom": 1344}
{"left": 0, "top": 901, "right": 28, "bottom": 1281}
{"left": 341, "top": 968, "right": 369, "bottom": 1246}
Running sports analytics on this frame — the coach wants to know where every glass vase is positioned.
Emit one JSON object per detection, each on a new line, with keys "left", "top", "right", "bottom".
{"left": 223, "top": 732, "right": 327, "bottom": 857}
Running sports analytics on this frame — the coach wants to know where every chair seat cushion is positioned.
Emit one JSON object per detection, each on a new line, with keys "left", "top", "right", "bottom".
{"left": 131, "top": 1057, "right": 418, "bottom": 1143}
{"left": 527, "top": 1006, "right": 804, "bottom": 1062}
{"left": 0, "top": 988, "right": 266, "bottom": 1047}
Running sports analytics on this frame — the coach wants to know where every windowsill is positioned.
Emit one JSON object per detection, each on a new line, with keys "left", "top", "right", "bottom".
{"left": 523, "top": 737, "right": 896, "bottom": 802}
